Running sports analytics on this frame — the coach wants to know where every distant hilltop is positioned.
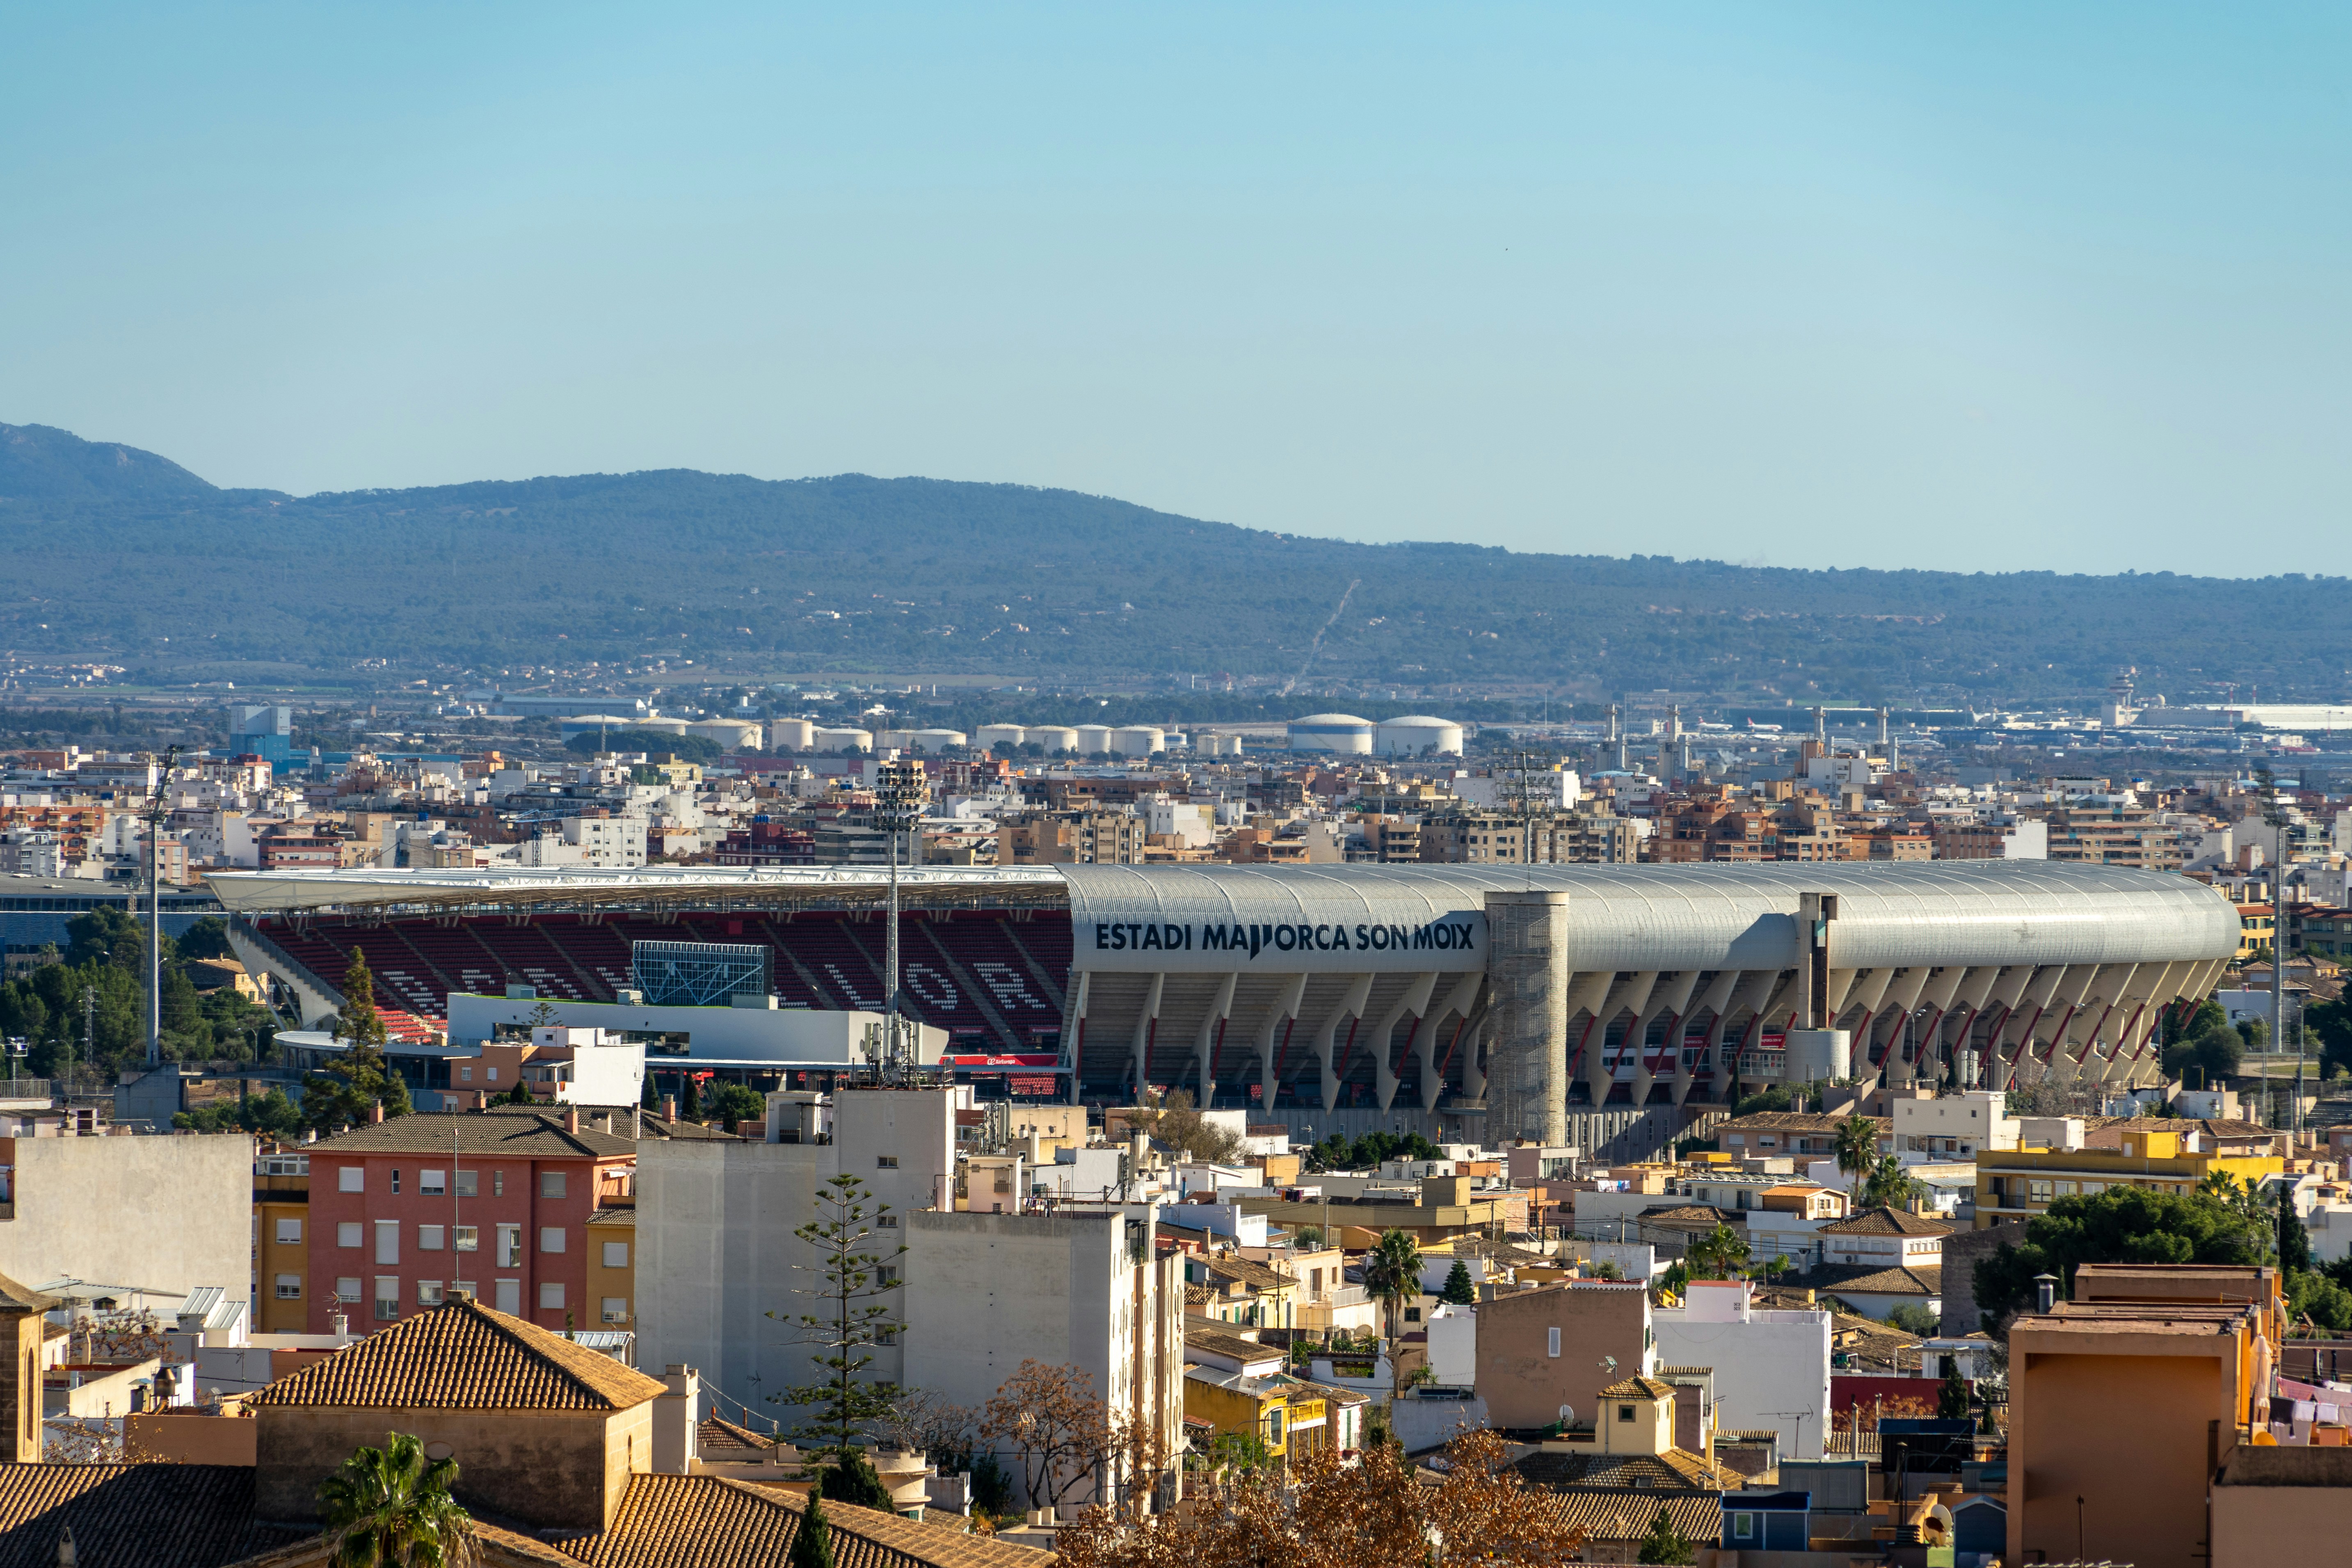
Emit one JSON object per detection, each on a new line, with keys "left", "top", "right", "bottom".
{"left": 2, "top": 420, "right": 2346, "bottom": 704}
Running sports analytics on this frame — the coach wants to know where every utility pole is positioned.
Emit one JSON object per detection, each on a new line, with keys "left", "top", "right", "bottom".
{"left": 2262, "top": 766, "right": 2289, "bottom": 1134}
{"left": 142, "top": 744, "right": 182, "bottom": 1069}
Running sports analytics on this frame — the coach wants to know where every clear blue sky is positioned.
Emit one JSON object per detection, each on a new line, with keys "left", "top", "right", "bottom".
{"left": 5, "top": 4, "right": 2347, "bottom": 575}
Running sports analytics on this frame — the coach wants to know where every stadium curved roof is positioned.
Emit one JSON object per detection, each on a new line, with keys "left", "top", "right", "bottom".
{"left": 206, "top": 860, "right": 2236, "bottom": 969}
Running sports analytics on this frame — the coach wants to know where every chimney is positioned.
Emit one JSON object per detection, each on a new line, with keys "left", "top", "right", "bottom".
{"left": 565, "top": 1107, "right": 579, "bottom": 1135}
{"left": 370, "top": 1102, "right": 385, "bottom": 1125}
{"left": 663, "top": 1095, "right": 677, "bottom": 1122}
{"left": 653, "top": 1365, "right": 701, "bottom": 1474}
{"left": 2035, "top": 1272, "right": 2060, "bottom": 1315}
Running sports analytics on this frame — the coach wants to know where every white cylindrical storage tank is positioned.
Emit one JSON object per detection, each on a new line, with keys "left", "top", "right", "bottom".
{"left": 1375, "top": 715, "right": 1465, "bottom": 757}
{"left": 1784, "top": 1029, "right": 1852, "bottom": 1083}
{"left": 1286, "top": 713, "right": 1374, "bottom": 754}
{"left": 911, "top": 728, "right": 968, "bottom": 753}
{"left": 635, "top": 717, "right": 690, "bottom": 736}
{"left": 875, "top": 728, "right": 915, "bottom": 750}
{"left": 1110, "top": 725, "right": 1164, "bottom": 758}
{"left": 1029, "top": 725, "right": 1080, "bottom": 755}
{"left": 770, "top": 718, "right": 816, "bottom": 752}
{"left": 975, "top": 724, "right": 1027, "bottom": 751}
{"left": 1074, "top": 724, "right": 1115, "bottom": 755}
{"left": 812, "top": 726, "right": 873, "bottom": 752}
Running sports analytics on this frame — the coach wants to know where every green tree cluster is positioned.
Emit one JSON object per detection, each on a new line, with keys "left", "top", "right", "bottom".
{"left": 1306, "top": 1129, "right": 1442, "bottom": 1171}
{"left": 2160, "top": 999, "right": 2244, "bottom": 1083}
{"left": 0, "top": 909, "right": 274, "bottom": 1078}
{"left": 1973, "top": 1184, "right": 2269, "bottom": 1326}
{"left": 1438, "top": 1260, "right": 1477, "bottom": 1305}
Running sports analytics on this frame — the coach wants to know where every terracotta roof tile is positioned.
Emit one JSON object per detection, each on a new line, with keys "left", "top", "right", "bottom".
{"left": 551, "top": 1474, "right": 1054, "bottom": 1568}
{"left": 310, "top": 1110, "right": 635, "bottom": 1159}
{"left": 0, "top": 1464, "right": 306, "bottom": 1568}
{"left": 697, "top": 1417, "right": 777, "bottom": 1453}
{"left": 0, "top": 1271, "right": 58, "bottom": 1314}
{"left": 1818, "top": 1207, "right": 1953, "bottom": 1237}
{"left": 1596, "top": 1375, "right": 1677, "bottom": 1401}
{"left": 1531, "top": 1490, "right": 1721, "bottom": 1543}
{"left": 1509, "top": 1449, "right": 1738, "bottom": 1492}
{"left": 1817, "top": 1265, "right": 1943, "bottom": 1298}
{"left": 245, "top": 1298, "right": 667, "bottom": 1411}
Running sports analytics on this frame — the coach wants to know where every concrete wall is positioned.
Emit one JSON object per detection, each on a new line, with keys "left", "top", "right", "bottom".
{"left": 256, "top": 1403, "right": 648, "bottom": 1529}
{"left": 0, "top": 1134, "right": 252, "bottom": 1309}
{"left": 1653, "top": 1305, "right": 1831, "bottom": 1460}
{"left": 902, "top": 1208, "right": 1183, "bottom": 1506}
{"left": 635, "top": 1137, "right": 831, "bottom": 1422}
{"left": 2010, "top": 1349, "right": 2224, "bottom": 1568}
{"left": 2213, "top": 1449, "right": 2352, "bottom": 1568}
{"left": 1474, "top": 1282, "right": 1654, "bottom": 1431}
{"left": 635, "top": 1087, "right": 956, "bottom": 1422}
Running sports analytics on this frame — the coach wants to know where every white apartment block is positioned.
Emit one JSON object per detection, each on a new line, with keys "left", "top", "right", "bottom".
{"left": 1892, "top": 1091, "right": 2018, "bottom": 1164}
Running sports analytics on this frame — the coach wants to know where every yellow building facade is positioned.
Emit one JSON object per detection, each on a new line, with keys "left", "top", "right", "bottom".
{"left": 1974, "top": 1129, "right": 2282, "bottom": 1229}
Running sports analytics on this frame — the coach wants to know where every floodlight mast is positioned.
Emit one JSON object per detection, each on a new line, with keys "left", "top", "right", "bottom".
{"left": 875, "top": 758, "right": 929, "bottom": 1082}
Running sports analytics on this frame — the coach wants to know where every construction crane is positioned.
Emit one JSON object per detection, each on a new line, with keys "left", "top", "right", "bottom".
{"left": 140, "top": 745, "right": 181, "bottom": 1068}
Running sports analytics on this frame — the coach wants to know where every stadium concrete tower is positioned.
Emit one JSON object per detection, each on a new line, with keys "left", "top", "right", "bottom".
{"left": 210, "top": 861, "right": 2235, "bottom": 1143}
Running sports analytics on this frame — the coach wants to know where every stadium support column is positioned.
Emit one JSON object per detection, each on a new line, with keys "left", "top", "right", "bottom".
{"left": 1486, "top": 890, "right": 1570, "bottom": 1147}
{"left": 1369, "top": 972, "right": 1439, "bottom": 1113}
{"left": 1195, "top": 972, "right": 1237, "bottom": 1111}
{"left": 1255, "top": 974, "right": 1307, "bottom": 1112}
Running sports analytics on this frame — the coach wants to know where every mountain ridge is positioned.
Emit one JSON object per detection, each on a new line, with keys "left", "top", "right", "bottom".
{"left": 0, "top": 422, "right": 2339, "bottom": 703}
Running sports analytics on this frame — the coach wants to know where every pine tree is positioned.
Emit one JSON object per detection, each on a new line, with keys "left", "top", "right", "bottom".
{"left": 772, "top": 1174, "right": 907, "bottom": 1460}
{"left": 1636, "top": 1504, "right": 1694, "bottom": 1564}
{"left": 790, "top": 1490, "right": 835, "bottom": 1568}
{"left": 1937, "top": 1356, "right": 1971, "bottom": 1423}
{"left": 302, "top": 953, "right": 413, "bottom": 1129}
{"left": 1438, "top": 1260, "right": 1477, "bottom": 1305}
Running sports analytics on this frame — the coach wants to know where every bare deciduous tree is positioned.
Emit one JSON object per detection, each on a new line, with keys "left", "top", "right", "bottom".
{"left": 1056, "top": 1428, "right": 1587, "bottom": 1568}
{"left": 982, "top": 1360, "right": 1111, "bottom": 1513}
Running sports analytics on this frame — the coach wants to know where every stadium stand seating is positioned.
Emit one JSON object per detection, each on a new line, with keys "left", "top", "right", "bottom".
{"left": 249, "top": 909, "right": 1077, "bottom": 1044}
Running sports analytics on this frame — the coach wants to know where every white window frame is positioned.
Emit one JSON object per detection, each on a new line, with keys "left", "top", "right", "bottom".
{"left": 375, "top": 1220, "right": 400, "bottom": 1266}
{"left": 274, "top": 1274, "right": 302, "bottom": 1300}
{"left": 338, "top": 1166, "right": 364, "bottom": 1193}
{"left": 454, "top": 1226, "right": 479, "bottom": 1253}
{"left": 420, "top": 1169, "right": 447, "bottom": 1195}
{"left": 336, "top": 1277, "right": 361, "bottom": 1303}
{"left": 338, "top": 1222, "right": 363, "bottom": 1249}
{"left": 1547, "top": 1326, "right": 1561, "bottom": 1358}
{"left": 540, "top": 1171, "right": 567, "bottom": 1200}
{"left": 539, "top": 1226, "right": 565, "bottom": 1255}
{"left": 602, "top": 1241, "right": 629, "bottom": 1269}
{"left": 274, "top": 1218, "right": 303, "bottom": 1245}
{"left": 601, "top": 1296, "right": 629, "bottom": 1324}
{"left": 419, "top": 1225, "right": 445, "bottom": 1252}
{"left": 539, "top": 1282, "right": 565, "bottom": 1310}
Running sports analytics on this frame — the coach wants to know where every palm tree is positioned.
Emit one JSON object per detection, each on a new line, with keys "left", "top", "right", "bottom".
{"left": 1832, "top": 1114, "right": 1878, "bottom": 1198}
{"left": 1362, "top": 1227, "right": 1425, "bottom": 1402}
{"left": 317, "top": 1431, "right": 477, "bottom": 1568}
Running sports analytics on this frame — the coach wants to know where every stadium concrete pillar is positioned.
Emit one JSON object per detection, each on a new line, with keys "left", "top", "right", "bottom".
{"left": 1195, "top": 971, "right": 1237, "bottom": 1110}
{"left": 1458, "top": 1015, "right": 1486, "bottom": 1103}
{"left": 1130, "top": 973, "right": 1163, "bottom": 1096}
{"left": 1254, "top": 974, "right": 1307, "bottom": 1112}
{"left": 1420, "top": 973, "right": 1483, "bottom": 1113}
{"left": 1370, "top": 972, "right": 1439, "bottom": 1113}
{"left": 1486, "top": 890, "right": 1570, "bottom": 1147}
{"left": 1312, "top": 974, "right": 1375, "bottom": 1113}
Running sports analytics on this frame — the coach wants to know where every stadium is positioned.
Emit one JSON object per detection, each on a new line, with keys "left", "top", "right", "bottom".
{"left": 205, "top": 860, "right": 2240, "bottom": 1141}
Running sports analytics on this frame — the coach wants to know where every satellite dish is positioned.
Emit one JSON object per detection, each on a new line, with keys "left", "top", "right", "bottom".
{"left": 1558, "top": 1404, "right": 1575, "bottom": 1427}
{"left": 1600, "top": 1355, "right": 1618, "bottom": 1378}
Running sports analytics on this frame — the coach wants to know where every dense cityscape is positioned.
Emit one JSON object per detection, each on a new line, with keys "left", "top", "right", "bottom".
{"left": 10, "top": 7, "right": 2352, "bottom": 1567}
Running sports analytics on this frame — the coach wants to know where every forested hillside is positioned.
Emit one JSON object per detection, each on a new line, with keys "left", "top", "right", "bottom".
{"left": 4, "top": 421, "right": 2340, "bottom": 703}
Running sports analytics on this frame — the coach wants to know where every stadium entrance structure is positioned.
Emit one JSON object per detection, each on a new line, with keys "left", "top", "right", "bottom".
{"left": 205, "top": 861, "right": 2237, "bottom": 1136}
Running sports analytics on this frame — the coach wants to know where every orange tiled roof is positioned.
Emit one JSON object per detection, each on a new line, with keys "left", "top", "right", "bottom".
{"left": 547, "top": 1474, "right": 1056, "bottom": 1568}
{"left": 0, "top": 1463, "right": 306, "bottom": 1568}
{"left": 245, "top": 1298, "right": 666, "bottom": 1412}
